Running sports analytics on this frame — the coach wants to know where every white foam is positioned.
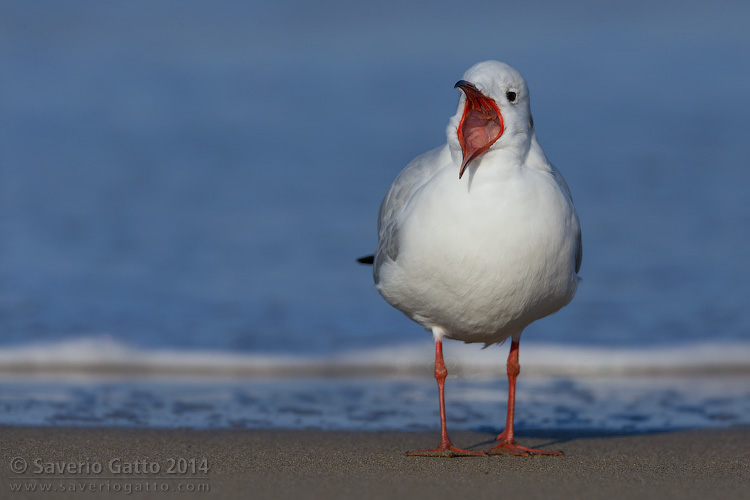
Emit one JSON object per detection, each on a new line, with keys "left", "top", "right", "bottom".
{"left": 1, "top": 337, "right": 749, "bottom": 377}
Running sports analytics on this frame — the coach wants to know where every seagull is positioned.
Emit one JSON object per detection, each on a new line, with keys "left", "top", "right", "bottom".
{"left": 360, "top": 61, "right": 582, "bottom": 456}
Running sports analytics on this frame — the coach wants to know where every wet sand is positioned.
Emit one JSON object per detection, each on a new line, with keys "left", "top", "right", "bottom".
{"left": 1, "top": 426, "right": 748, "bottom": 499}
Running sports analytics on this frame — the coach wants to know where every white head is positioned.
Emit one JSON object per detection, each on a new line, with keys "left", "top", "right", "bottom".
{"left": 447, "top": 61, "right": 535, "bottom": 178}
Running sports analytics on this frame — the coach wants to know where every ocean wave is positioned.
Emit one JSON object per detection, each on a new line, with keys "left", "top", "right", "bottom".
{"left": 1, "top": 337, "right": 749, "bottom": 377}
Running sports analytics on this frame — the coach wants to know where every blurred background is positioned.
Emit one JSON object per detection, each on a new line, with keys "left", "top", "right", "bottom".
{"left": 1, "top": 0, "right": 748, "bottom": 366}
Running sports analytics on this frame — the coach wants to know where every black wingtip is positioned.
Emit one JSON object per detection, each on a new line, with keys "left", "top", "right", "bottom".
{"left": 356, "top": 255, "right": 375, "bottom": 265}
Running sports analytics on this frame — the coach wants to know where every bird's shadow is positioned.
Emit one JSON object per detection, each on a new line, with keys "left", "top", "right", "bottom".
{"left": 464, "top": 426, "right": 680, "bottom": 450}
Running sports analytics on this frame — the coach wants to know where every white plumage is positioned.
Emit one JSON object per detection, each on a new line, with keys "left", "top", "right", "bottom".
{"left": 374, "top": 60, "right": 581, "bottom": 346}
{"left": 365, "top": 60, "right": 582, "bottom": 456}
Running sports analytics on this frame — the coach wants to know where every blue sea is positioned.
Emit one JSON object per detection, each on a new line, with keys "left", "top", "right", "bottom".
{"left": 1, "top": 0, "right": 749, "bottom": 432}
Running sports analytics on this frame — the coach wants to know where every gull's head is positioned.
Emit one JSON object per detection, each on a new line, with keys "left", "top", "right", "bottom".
{"left": 448, "top": 61, "right": 533, "bottom": 178}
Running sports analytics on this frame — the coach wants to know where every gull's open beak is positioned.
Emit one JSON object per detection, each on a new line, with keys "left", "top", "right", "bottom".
{"left": 454, "top": 80, "right": 504, "bottom": 179}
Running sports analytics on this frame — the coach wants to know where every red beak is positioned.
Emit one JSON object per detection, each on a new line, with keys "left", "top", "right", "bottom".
{"left": 454, "top": 80, "right": 504, "bottom": 178}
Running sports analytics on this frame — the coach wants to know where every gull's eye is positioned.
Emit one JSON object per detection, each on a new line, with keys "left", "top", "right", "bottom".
{"left": 506, "top": 90, "right": 517, "bottom": 103}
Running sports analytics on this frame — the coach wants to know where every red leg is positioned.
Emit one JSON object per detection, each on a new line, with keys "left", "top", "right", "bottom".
{"left": 486, "top": 340, "right": 563, "bottom": 456}
{"left": 407, "top": 340, "right": 484, "bottom": 457}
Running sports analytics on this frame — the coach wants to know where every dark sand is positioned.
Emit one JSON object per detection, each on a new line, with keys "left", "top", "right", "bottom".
{"left": 1, "top": 426, "right": 748, "bottom": 499}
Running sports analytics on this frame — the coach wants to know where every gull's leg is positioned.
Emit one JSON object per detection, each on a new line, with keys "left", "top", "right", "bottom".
{"left": 486, "top": 340, "right": 563, "bottom": 456}
{"left": 407, "top": 339, "right": 484, "bottom": 457}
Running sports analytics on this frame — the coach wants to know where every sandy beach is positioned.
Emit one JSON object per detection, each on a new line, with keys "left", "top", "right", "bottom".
{"left": 1, "top": 426, "right": 747, "bottom": 499}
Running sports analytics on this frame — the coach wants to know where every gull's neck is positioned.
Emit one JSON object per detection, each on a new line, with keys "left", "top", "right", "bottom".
{"left": 449, "top": 128, "right": 538, "bottom": 182}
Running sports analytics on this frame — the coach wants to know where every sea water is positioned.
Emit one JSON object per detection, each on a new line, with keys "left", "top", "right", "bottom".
{"left": 1, "top": 0, "right": 748, "bottom": 432}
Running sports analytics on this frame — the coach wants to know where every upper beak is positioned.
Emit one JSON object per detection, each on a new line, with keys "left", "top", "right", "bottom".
{"left": 454, "top": 80, "right": 504, "bottom": 179}
{"left": 454, "top": 80, "right": 477, "bottom": 93}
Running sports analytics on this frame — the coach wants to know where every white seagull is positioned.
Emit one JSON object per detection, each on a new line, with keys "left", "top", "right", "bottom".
{"left": 361, "top": 61, "right": 582, "bottom": 456}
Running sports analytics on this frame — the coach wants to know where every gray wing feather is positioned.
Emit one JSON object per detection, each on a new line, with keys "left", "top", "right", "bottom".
{"left": 549, "top": 163, "right": 582, "bottom": 274}
{"left": 574, "top": 227, "right": 582, "bottom": 274}
{"left": 373, "top": 146, "right": 446, "bottom": 282}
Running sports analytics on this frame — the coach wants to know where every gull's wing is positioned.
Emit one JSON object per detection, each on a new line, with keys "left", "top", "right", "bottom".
{"left": 374, "top": 145, "right": 447, "bottom": 281}
{"left": 548, "top": 163, "right": 582, "bottom": 274}
{"left": 526, "top": 135, "right": 582, "bottom": 275}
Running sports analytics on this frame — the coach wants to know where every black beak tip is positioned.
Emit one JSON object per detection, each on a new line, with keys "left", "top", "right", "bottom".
{"left": 454, "top": 79, "right": 469, "bottom": 89}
